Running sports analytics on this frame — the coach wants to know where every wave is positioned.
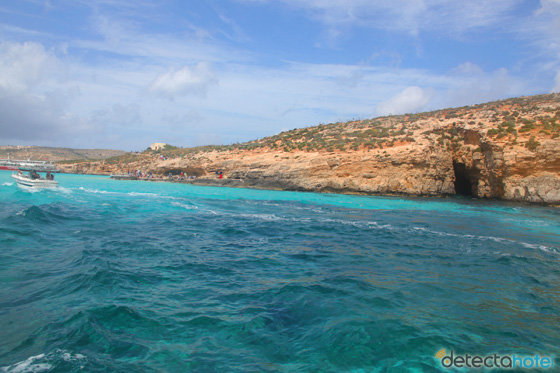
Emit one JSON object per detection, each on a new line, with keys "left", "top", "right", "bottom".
{"left": 12, "top": 204, "right": 84, "bottom": 225}
{"left": 52, "top": 186, "right": 72, "bottom": 194}
{"left": 1, "top": 353, "right": 52, "bottom": 373}
{"left": 411, "top": 226, "right": 559, "bottom": 255}
{"left": 236, "top": 213, "right": 283, "bottom": 222}
{"left": 170, "top": 201, "right": 198, "bottom": 210}
{"left": 77, "top": 187, "right": 115, "bottom": 195}
{"left": 127, "top": 192, "right": 159, "bottom": 197}
{"left": 15, "top": 185, "right": 43, "bottom": 193}
{"left": 2, "top": 182, "right": 13, "bottom": 186}
{"left": 1, "top": 350, "right": 87, "bottom": 372}
{"left": 0, "top": 349, "right": 87, "bottom": 372}
{"left": 520, "top": 242, "right": 559, "bottom": 255}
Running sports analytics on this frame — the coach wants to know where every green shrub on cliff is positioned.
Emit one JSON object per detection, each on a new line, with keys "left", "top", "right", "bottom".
{"left": 525, "top": 136, "right": 540, "bottom": 151}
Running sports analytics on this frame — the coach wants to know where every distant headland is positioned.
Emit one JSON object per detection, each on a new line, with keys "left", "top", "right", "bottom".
{"left": 7, "top": 93, "right": 560, "bottom": 205}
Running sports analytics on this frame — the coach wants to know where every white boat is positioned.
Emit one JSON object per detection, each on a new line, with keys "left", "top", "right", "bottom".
{"left": 0, "top": 154, "right": 57, "bottom": 171}
{"left": 0, "top": 159, "right": 18, "bottom": 171}
{"left": 11, "top": 165, "right": 60, "bottom": 188}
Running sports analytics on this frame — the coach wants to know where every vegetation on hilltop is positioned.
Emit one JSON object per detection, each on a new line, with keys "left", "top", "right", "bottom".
{"left": 0, "top": 146, "right": 126, "bottom": 162}
{"left": 86, "top": 93, "right": 560, "bottom": 168}
{"left": 229, "top": 93, "right": 560, "bottom": 154}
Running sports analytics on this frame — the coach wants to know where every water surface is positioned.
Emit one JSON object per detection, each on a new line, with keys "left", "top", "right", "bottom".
{"left": 1, "top": 172, "right": 559, "bottom": 371}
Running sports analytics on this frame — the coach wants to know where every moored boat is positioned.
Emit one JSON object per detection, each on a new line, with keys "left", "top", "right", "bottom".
{"left": 0, "top": 158, "right": 18, "bottom": 171}
{"left": 0, "top": 155, "right": 57, "bottom": 171}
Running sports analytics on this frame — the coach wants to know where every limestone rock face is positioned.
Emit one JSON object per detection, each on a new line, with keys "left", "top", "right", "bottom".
{"left": 501, "top": 139, "right": 560, "bottom": 203}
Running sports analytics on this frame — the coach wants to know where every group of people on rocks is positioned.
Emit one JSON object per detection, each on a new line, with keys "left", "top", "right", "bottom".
{"left": 127, "top": 169, "right": 156, "bottom": 178}
{"left": 166, "top": 172, "right": 197, "bottom": 181}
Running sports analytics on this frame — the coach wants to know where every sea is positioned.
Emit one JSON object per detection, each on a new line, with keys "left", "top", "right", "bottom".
{"left": 0, "top": 171, "right": 559, "bottom": 372}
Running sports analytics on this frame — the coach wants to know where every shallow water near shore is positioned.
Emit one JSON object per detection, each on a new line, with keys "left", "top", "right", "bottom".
{"left": 1, "top": 171, "right": 559, "bottom": 371}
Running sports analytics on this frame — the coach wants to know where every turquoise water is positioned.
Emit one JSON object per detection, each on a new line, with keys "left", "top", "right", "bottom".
{"left": 1, "top": 171, "right": 559, "bottom": 372}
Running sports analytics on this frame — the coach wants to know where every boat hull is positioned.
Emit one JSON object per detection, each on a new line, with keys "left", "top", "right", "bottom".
{"left": 0, "top": 165, "right": 18, "bottom": 171}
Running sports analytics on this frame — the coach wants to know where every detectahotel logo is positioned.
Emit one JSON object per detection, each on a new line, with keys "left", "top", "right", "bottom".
{"left": 435, "top": 349, "right": 555, "bottom": 369}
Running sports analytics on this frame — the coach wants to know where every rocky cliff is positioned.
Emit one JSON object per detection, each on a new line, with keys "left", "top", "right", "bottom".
{"left": 60, "top": 94, "right": 560, "bottom": 204}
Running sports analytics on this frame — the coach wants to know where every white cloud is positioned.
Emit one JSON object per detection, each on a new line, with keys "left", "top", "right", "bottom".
{"left": 0, "top": 41, "right": 61, "bottom": 92}
{"left": 452, "top": 62, "right": 484, "bottom": 75}
{"left": 0, "top": 41, "right": 96, "bottom": 145}
{"left": 242, "top": 0, "right": 523, "bottom": 37}
{"left": 147, "top": 63, "right": 218, "bottom": 100}
{"left": 376, "top": 86, "right": 434, "bottom": 116}
{"left": 0, "top": 1, "right": 554, "bottom": 150}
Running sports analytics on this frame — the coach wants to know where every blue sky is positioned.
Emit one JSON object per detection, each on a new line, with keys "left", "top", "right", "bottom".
{"left": 0, "top": 0, "right": 559, "bottom": 150}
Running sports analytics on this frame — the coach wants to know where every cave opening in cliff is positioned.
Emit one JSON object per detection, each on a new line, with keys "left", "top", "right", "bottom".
{"left": 453, "top": 161, "right": 474, "bottom": 196}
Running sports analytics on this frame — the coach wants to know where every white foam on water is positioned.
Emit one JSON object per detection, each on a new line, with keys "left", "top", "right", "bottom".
{"left": 237, "top": 213, "right": 282, "bottom": 221}
{"left": 170, "top": 201, "right": 198, "bottom": 210}
{"left": 319, "top": 217, "right": 394, "bottom": 230}
{"left": 1, "top": 350, "right": 86, "bottom": 373}
{"left": 1, "top": 354, "right": 51, "bottom": 373}
{"left": 61, "top": 352, "right": 86, "bottom": 361}
{"left": 52, "top": 186, "right": 72, "bottom": 194}
{"left": 2, "top": 182, "right": 13, "bottom": 186}
{"left": 412, "top": 227, "right": 559, "bottom": 255}
{"left": 520, "top": 242, "right": 559, "bottom": 255}
{"left": 15, "top": 185, "right": 43, "bottom": 194}
{"left": 78, "top": 187, "right": 107, "bottom": 194}
{"left": 127, "top": 192, "right": 159, "bottom": 197}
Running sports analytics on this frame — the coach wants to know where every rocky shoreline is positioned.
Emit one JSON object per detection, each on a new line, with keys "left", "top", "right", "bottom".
{"left": 60, "top": 94, "right": 560, "bottom": 205}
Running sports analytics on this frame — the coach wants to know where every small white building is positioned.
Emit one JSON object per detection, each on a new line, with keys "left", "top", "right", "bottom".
{"left": 150, "top": 142, "right": 167, "bottom": 151}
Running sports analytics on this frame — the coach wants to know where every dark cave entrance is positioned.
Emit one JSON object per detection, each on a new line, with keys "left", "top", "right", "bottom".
{"left": 453, "top": 161, "right": 474, "bottom": 196}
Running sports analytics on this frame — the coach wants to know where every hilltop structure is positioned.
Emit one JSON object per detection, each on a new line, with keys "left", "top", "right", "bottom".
{"left": 150, "top": 143, "right": 168, "bottom": 151}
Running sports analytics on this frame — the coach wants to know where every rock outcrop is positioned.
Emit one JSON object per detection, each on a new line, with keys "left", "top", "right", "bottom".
{"left": 60, "top": 94, "right": 560, "bottom": 205}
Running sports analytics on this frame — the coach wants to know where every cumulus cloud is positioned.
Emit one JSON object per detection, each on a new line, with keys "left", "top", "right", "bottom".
{"left": 376, "top": 86, "right": 434, "bottom": 116}
{"left": 0, "top": 41, "right": 61, "bottom": 92}
{"left": 147, "top": 62, "right": 218, "bottom": 100}
{"left": 0, "top": 41, "right": 92, "bottom": 145}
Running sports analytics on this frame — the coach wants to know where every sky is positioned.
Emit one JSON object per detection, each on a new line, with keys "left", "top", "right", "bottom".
{"left": 0, "top": 0, "right": 559, "bottom": 151}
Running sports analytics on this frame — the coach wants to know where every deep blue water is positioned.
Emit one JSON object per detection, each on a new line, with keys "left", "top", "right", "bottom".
{"left": 0, "top": 171, "right": 559, "bottom": 372}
